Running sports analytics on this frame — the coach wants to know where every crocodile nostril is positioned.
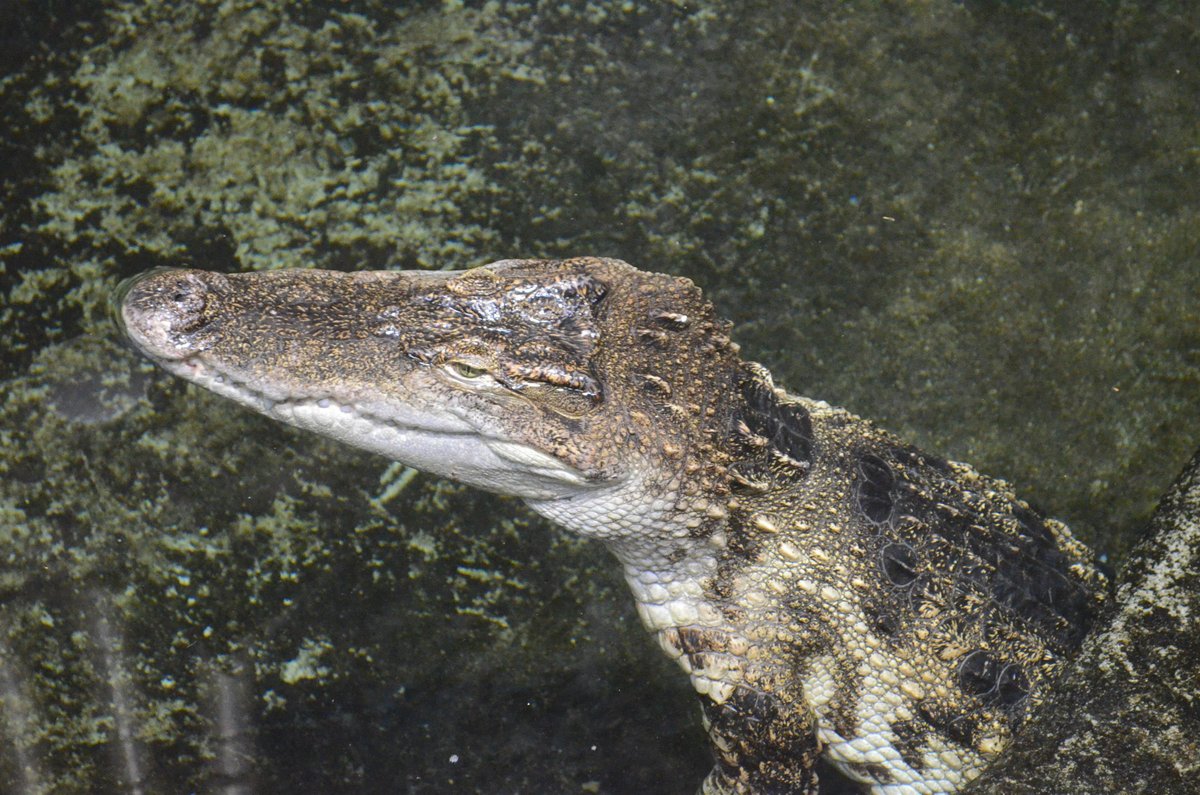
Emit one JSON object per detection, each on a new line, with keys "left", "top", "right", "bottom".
{"left": 162, "top": 275, "right": 209, "bottom": 323}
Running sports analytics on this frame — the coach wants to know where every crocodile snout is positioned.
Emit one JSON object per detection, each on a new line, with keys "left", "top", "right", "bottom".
{"left": 114, "top": 267, "right": 226, "bottom": 361}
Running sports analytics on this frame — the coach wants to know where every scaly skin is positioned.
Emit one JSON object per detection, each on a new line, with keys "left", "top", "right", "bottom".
{"left": 116, "top": 258, "right": 1107, "bottom": 794}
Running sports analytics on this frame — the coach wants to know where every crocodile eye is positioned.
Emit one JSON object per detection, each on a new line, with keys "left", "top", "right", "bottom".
{"left": 448, "top": 361, "right": 488, "bottom": 379}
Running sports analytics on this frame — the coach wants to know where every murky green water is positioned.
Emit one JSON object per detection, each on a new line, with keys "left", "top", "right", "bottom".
{"left": 0, "top": 2, "right": 1196, "bottom": 792}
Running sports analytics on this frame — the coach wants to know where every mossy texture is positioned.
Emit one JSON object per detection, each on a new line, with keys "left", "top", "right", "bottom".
{"left": 0, "top": 1, "right": 1197, "bottom": 792}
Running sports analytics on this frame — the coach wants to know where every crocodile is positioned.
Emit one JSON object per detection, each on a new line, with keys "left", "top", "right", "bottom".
{"left": 115, "top": 257, "right": 1108, "bottom": 794}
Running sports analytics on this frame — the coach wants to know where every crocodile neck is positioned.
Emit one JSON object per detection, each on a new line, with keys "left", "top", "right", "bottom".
{"left": 529, "top": 464, "right": 727, "bottom": 635}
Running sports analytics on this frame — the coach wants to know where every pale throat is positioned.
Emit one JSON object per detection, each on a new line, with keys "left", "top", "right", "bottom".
{"left": 525, "top": 468, "right": 727, "bottom": 636}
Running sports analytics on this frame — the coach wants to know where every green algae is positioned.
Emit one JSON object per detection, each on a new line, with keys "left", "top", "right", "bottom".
{"left": 0, "top": 0, "right": 1197, "bottom": 792}
{"left": 30, "top": 1, "right": 517, "bottom": 273}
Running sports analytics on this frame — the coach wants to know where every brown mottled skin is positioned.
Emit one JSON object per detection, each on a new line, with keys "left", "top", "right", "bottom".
{"left": 117, "top": 258, "right": 1107, "bottom": 793}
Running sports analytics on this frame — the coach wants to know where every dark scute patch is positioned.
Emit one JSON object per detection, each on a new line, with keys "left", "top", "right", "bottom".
{"left": 942, "top": 716, "right": 978, "bottom": 750}
{"left": 726, "top": 685, "right": 778, "bottom": 724}
{"left": 855, "top": 453, "right": 896, "bottom": 525}
{"left": 880, "top": 542, "right": 919, "bottom": 587}
{"left": 844, "top": 762, "right": 894, "bottom": 785}
{"left": 990, "top": 570, "right": 1092, "bottom": 650}
{"left": 736, "top": 376, "right": 814, "bottom": 465}
{"left": 905, "top": 491, "right": 1097, "bottom": 653}
{"left": 863, "top": 598, "right": 904, "bottom": 638}
{"left": 928, "top": 504, "right": 981, "bottom": 556}
{"left": 889, "top": 720, "right": 928, "bottom": 772}
{"left": 702, "top": 685, "right": 821, "bottom": 794}
{"left": 996, "top": 664, "right": 1030, "bottom": 712}
{"left": 877, "top": 454, "right": 1095, "bottom": 652}
{"left": 956, "top": 651, "right": 1031, "bottom": 720}
{"left": 987, "top": 509, "right": 1098, "bottom": 651}
{"left": 725, "top": 512, "right": 761, "bottom": 560}
{"left": 675, "top": 626, "right": 720, "bottom": 656}
{"left": 957, "top": 649, "right": 1002, "bottom": 697}
{"left": 919, "top": 704, "right": 978, "bottom": 750}
{"left": 711, "top": 516, "right": 761, "bottom": 602}
{"left": 686, "top": 517, "right": 723, "bottom": 541}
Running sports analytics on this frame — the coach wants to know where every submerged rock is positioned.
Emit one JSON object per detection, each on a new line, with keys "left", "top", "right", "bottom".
{"left": 969, "top": 448, "right": 1200, "bottom": 794}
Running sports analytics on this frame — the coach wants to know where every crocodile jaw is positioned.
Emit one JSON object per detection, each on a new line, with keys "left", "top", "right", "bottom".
{"left": 115, "top": 267, "right": 601, "bottom": 500}
{"left": 170, "top": 354, "right": 593, "bottom": 499}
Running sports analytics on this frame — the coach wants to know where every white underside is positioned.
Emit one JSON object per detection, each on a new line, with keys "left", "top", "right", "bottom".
{"left": 159, "top": 357, "right": 594, "bottom": 500}
{"left": 803, "top": 654, "right": 980, "bottom": 794}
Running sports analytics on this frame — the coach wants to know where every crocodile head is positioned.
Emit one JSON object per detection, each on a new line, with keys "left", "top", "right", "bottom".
{"left": 116, "top": 258, "right": 742, "bottom": 516}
